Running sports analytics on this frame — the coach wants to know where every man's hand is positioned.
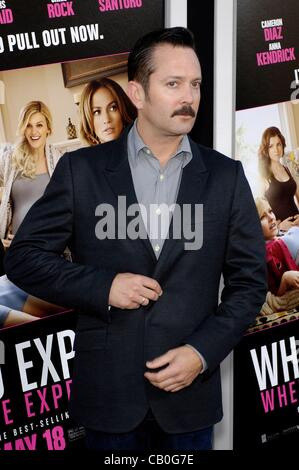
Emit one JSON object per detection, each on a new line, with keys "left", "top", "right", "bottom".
{"left": 108, "top": 273, "right": 163, "bottom": 309}
{"left": 144, "top": 346, "right": 203, "bottom": 393}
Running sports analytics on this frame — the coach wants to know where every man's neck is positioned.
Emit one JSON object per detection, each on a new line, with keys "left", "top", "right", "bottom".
{"left": 136, "top": 119, "right": 185, "bottom": 167}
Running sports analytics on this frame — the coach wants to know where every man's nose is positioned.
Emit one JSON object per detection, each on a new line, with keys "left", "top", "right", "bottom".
{"left": 181, "top": 85, "right": 194, "bottom": 104}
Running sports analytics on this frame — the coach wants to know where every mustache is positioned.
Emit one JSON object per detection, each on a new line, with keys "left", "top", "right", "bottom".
{"left": 171, "top": 105, "right": 196, "bottom": 118}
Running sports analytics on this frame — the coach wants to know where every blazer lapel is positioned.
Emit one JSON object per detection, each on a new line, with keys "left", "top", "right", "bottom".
{"left": 152, "top": 140, "right": 210, "bottom": 282}
{"left": 103, "top": 130, "right": 157, "bottom": 263}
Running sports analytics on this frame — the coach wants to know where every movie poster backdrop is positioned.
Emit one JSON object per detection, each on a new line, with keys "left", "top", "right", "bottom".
{"left": 234, "top": 0, "right": 299, "bottom": 449}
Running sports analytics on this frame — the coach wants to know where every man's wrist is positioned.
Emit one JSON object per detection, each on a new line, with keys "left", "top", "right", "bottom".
{"left": 185, "top": 344, "right": 207, "bottom": 373}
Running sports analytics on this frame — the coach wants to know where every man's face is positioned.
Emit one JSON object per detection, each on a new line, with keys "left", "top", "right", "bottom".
{"left": 138, "top": 44, "right": 202, "bottom": 138}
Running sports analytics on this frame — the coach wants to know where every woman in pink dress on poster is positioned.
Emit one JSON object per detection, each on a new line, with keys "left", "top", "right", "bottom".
{"left": 256, "top": 197, "right": 299, "bottom": 297}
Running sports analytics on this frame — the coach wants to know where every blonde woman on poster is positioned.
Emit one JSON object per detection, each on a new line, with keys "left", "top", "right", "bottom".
{"left": 0, "top": 101, "right": 62, "bottom": 248}
{"left": 0, "top": 100, "right": 65, "bottom": 327}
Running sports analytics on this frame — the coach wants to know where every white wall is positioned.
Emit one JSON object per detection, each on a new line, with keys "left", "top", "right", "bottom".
{"left": 213, "top": 0, "right": 236, "bottom": 451}
{"left": 165, "top": 0, "right": 187, "bottom": 26}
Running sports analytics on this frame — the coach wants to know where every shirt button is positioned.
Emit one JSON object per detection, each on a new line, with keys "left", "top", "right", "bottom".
{"left": 160, "top": 174, "right": 164, "bottom": 181}
{"left": 154, "top": 244, "right": 160, "bottom": 252}
{"left": 145, "top": 148, "right": 151, "bottom": 155}
{"left": 156, "top": 208, "right": 161, "bottom": 215}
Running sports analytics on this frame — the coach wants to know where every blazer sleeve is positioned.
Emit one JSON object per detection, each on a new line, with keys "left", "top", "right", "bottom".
{"left": 184, "top": 161, "right": 267, "bottom": 373}
{"left": 5, "top": 153, "right": 116, "bottom": 323}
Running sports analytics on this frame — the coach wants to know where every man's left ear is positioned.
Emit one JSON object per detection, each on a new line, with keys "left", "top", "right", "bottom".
{"left": 127, "top": 81, "right": 145, "bottom": 110}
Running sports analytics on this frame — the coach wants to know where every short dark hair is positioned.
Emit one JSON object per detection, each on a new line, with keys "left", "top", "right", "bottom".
{"left": 128, "top": 27, "right": 197, "bottom": 95}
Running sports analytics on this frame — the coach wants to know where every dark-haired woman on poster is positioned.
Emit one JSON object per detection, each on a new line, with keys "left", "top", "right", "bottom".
{"left": 259, "top": 126, "right": 299, "bottom": 231}
{"left": 79, "top": 77, "right": 137, "bottom": 146}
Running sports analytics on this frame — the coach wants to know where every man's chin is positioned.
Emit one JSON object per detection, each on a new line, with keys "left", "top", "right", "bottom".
{"left": 172, "top": 123, "right": 195, "bottom": 135}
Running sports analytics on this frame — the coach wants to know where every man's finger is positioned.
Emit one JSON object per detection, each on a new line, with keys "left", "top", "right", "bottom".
{"left": 146, "top": 351, "right": 172, "bottom": 369}
{"left": 141, "top": 287, "right": 161, "bottom": 301}
{"left": 140, "top": 276, "right": 163, "bottom": 296}
{"left": 125, "top": 301, "right": 142, "bottom": 310}
{"left": 144, "top": 367, "right": 173, "bottom": 384}
{"left": 170, "top": 385, "right": 186, "bottom": 393}
{"left": 165, "top": 383, "right": 184, "bottom": 392}
{"left": 153, "top": 377, "right": 179, "bottom": 389}
{"left": 144, "top": 361, "right": 177, "bottom": 382}
{"left": 138, "top": 296, "right": 149, "bottom": 306}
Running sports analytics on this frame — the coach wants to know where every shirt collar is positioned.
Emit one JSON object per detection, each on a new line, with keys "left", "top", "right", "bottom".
{"left": 128, "top": 120, "right": 192, "bottom": 168}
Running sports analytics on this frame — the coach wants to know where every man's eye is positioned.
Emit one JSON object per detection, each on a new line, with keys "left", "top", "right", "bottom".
{"left": 167, "top": 81, "right": 177, "bottom": 88}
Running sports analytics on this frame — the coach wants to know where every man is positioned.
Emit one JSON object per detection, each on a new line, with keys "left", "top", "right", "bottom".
{"left": 5, "top": 27, "right": 266, "bottom": 450}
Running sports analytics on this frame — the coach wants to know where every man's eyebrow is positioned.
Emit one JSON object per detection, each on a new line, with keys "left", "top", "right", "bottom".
{"left": 163, "top": 75, "right": 202, "bottom": 81}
